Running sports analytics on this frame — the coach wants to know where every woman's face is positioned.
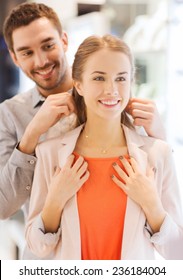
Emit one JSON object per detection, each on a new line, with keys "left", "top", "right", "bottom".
{"left": 75, "top": 48, "right": 132, "bottom": 122}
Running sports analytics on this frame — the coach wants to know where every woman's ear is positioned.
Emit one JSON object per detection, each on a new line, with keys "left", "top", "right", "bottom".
{"left": 73, "top": 80, "right": 83, "bottom": 96}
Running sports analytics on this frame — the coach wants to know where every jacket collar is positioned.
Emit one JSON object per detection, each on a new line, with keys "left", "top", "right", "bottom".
{"left": 123, "top": 124, "right": 147, "bottom": 173}
{"left": 59, "top": 123, "right": 145, "bottom": 148}
{"left": 59, "top": 124, "right": 84, "bottom": 145}
{"left": 31, "top": 86, "right": 46, "bottom": 108}
{"left": 121, "top": 125, "right": 148, "bottom": 259}
{"left": 58, "top": 125, "right": 84, "bottom": 167}
{"left": 58, "top": 124, "right": 148, "bottom": 171}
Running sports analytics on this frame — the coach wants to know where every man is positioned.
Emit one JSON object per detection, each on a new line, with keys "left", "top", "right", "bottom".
{"left": 0, "top": 2, "right": 166, "bottom": 241}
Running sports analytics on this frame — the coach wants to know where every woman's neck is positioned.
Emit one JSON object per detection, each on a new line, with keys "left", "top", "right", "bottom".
{"left": 85, "top": 120, "right": 125, "bottom": 144}
{"left": 75, "top": 118, "right": 127, "bottom": 157}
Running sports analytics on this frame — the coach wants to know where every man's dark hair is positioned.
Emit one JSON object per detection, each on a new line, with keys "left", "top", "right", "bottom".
{"left": 3, "top": 2, "right": 63, "bottom": 52}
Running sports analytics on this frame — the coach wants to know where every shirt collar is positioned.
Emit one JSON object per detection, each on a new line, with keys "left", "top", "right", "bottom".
{"left": 32, "top": 87, "right": 46, "bottom": 108}
{"left": 31, "top": 86, "right": 73, "bottom": 108}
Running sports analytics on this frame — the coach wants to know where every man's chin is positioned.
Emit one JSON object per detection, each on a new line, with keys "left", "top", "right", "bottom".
{"left": 35, "top": 80, "right": 60, "bottom": 91}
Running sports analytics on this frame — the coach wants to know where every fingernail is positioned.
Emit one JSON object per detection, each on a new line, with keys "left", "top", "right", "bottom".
{"left": 119, "top": 156, "right": 123, "bottom": 160}
{"left": 112, "top": 162, "right": 117, "bottom": 166}
{"left": 152, "top": 167, "right": 157, "bottom": 173}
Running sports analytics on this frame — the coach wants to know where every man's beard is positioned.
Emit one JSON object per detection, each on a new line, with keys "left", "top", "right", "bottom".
{"left": 31, "top": 59, "right": 68, "bottom": 91}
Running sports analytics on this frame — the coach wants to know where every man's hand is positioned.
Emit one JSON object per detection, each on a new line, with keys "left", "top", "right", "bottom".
{"left": 31, "top": 92, "right": 75, "bottom": 135}
{"left": 126, "top": 98, "right": 166, "bottom": 140}
{"left": 18, "top": 92, "right": 75, "bottom": 154}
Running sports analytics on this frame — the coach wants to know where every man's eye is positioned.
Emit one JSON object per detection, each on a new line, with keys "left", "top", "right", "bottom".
{"left": 22, "top": 51, "right": 32, "bottom": 57}
{"left": 44, "top": 44, "right": 54, "bottom": 50}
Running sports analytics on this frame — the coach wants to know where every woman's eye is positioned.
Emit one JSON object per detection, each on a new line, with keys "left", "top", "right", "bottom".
{"left": 94, "top": 76, "right": 104, "bottom": 81}
{"left": 116, "top": 77, "right": 125, "bottom": 81}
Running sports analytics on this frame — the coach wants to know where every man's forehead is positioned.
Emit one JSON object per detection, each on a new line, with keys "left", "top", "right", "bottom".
{"left": 12, "top": 19, "right": 59, "bottom": 50}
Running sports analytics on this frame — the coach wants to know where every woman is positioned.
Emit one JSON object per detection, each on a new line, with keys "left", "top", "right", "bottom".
{"left": 25, "top": 34, "right": 183, "bottom": 260}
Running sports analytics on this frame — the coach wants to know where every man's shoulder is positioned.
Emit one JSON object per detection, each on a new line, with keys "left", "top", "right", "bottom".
{"left": 0, "top": 88, "right": 34, "bottom": 110}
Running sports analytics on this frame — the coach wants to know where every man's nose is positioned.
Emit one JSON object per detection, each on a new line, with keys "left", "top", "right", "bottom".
{"left": 34, "top": 52, "right": 49, "bottom": 69}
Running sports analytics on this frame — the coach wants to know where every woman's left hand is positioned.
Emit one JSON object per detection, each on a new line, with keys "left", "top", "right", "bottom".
{"left": 112, "top": 156, "right": 166, "bottom": 233}
{"left": 112, "top": 156, "right": 157, "bottom": 209}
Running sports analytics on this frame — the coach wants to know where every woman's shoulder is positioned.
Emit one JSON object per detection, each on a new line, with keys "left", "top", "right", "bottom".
{"left": 140, "top": 133, "right": 173, "bottom": 156}
{"left": 126, "top": 125, "right": 173, "bottom": 155}
{"left": 36, "top": 124, "right": 84, "bottom": 155}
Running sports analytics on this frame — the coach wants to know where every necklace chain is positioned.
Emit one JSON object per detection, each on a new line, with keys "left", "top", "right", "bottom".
{"left": 84, "top": 134, "right": 114, "bottom": 154}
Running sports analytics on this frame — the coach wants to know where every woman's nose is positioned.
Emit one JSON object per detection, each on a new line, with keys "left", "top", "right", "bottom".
{"left": 104, "top": 82, "right": 118, "bottom": 96}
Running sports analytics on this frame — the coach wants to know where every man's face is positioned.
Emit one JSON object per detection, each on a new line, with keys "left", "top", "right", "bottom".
{"left": 11, "top": 17, "right": 69, "bottom": 96}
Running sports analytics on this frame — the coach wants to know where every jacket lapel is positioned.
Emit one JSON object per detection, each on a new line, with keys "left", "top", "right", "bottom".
{"left": 123, "top": 125, "right": 148, "bottom": 173}
{"left": 57, "top": 124, "right": 84, "bottom": 258}
{"left": 121, "top": 125, "right": 148, "bottom": 259}
{"left": 58, "top": 124, "right": 84, "bottom": 167}
{"left": 61, "top": 196, "right": 81, "bottom": 259}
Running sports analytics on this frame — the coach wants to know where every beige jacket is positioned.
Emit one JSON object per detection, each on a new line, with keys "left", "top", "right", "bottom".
{"left": 25, "top": 125, "right": 183, "bottom": 259}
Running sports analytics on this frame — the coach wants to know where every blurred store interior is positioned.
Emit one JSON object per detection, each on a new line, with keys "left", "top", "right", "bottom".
{"left": 0, "top": 0, "right": 183, "bottom": 259}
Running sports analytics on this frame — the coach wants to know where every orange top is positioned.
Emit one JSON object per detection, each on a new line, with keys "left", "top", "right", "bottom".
{"left": 75, "top": 153, "right": 128, "bottom": 260}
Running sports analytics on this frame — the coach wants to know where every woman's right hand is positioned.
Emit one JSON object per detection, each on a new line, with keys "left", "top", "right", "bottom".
{"left": 42, "top": 154, "right": 89, "bottom": 233}
{"left": 48, "top": 154, "right": 89, "bottom": 208}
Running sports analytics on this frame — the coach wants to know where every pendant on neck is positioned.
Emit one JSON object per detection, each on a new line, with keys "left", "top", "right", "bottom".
{"left": 83, "top": 128, "right": 115, "bottom": 154}
{"left": 101, "top": 148, "right": 108, "bottom": 154}
{"left": 84, "top": 134, "right": 111, "bottom": 154}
